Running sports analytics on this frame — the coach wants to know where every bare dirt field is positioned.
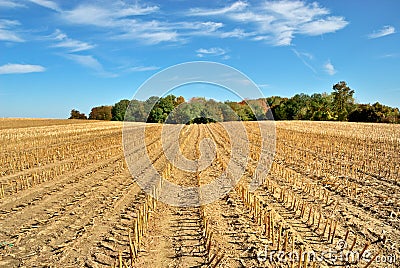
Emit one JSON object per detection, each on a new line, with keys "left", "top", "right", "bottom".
{"left": 0, "top": 119, "right": 399, "bottom": 267}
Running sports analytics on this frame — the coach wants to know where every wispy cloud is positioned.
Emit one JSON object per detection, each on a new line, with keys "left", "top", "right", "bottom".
{"left": 368, "top": 25, "right": 396, "bottom": 39}
{"left": 0, "top": 63, "right": 45, "bottom": 74}
{"left": 0, "top": 1, "right": 349, "bottom": 52}
{"left": 27, "top": 0, "right": 60, "bottom": 11}
{"left": 65, "top": 54, "right": 116, "bottom": 77}
{"left": 50, "top": 29, "right": 95, "bottom": 52}
{"left": 196, "top": 47, "right": 227, "bottom": 57}
{"left": 0, "top": 19, "right": 24, "bottom": 42}
{"left": 257, "top": 84, "right": 269, "bottom": 88}
{"left": 131, "top": 31, "right": 178, "bottom": 45}
{"left": 379, "top": 53, "right": 399, "bottom": 59}
{"left": 219, "top": 28, "right": 251, "bottom": 39}
{"left": 52, "top": 1, "right": 349, "bottom": 47}
{"left": 323, "top": 60, "right": 336, "bottom": 75}
{"left": 187, "top": 0, "right": 348, "bottom": 46}
{"left": 292, "top": 48, "right": 314, "bottom": 60}
{"left": 61, "top": 2, "right": 180, "bottom": 45}
{"left": 62, "top": 2, "right": 159, "bottom": 27}
{"left": 176, "top": 21, "right": 224, "bottom": 38}
{"left": 0, "top": 0, "right": 25, "bottom": 8}
{"left": 65, "top": 54, "right": 102, "bottom": 71}
{"left": 189, "top": 1, "right": 247, "bottom": 16}
{"left": 125, "top": 66, "right": 159, "bottom": 72}
{"left": 298, "top": 16, "right": 348, "bottom": 36}
{"left": 292, "top": 49, "right": 316, "bottom": 73}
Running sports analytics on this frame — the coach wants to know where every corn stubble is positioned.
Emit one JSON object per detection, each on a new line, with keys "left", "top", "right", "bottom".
{"left": 0, "top": 120, "right": 398, "bottom": 268}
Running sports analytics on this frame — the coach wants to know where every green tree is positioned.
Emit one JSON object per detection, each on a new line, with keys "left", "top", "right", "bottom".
{"left": 148, "top": 107, "right": 165, "bottom": 123}
{"left": 291, "top": 94, "right": 311, "bottom": 120}
{"left": 332, "top": 81, "right": 355, "bottom": 121}
{"left": 89, "top": 106, "right": 112, "bottom": 120}
{"left": 220, "top": 103, "right": 240, "bottom": 122}
{"left": 270, "top": 98, "right": 287, "bottom": 120}
{"left": 147, "top": 95, "right": 176, "bottom": 123}
{"left": 111, "top": 99, "right": 130, "bottom": 121}
{"left": 308, "top": 93, "right": 334, "bottom": 121}
{"left": 372, "top": 102, "right": 400, "bottom": 123}
{"left": 69, "top": 109, "right": 87, "bottom": 119}
{"left": 271, "top": 98, "right": 300, "bottom": 120}
{"left": 348, "top": 104, "right": 379, "bottom": 122}
{"left": 247, "top": 99, "right": 269, "bottom": 120}
{"left": 167, "top": 102, "right": 193, "bottom": 124}
{"left": 125, "top": 100, "right": 146, "bottom": 122}
{"left": 226, "top": 101, "right": 256, "bottom": 121}
{"left": 266, "top": 96, "right": 286, "bottom": 120}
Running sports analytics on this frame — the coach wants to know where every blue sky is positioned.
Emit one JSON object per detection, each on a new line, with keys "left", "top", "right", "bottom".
{"left": 0, "top": 0, "right": 399, "bottom": 118}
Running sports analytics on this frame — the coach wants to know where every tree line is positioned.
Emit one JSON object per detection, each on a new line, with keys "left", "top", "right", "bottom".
{"left": 69, "top": 81, "right": 400, "bottom": 124}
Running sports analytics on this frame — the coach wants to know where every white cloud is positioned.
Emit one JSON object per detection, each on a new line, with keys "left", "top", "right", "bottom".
{"left": 125, "top": 66, "right": 159, "bottom": 72}
{"left": 300, "top": 51, "right": 313, "bottom": 60}
{"left": 0, "top": 19, "right": 24, "bottom": 42}
{"left": 299, "top": 16, "right": 348, "bottom": 36}
{"left": 220, "top": 28, "right": 252, "bottom": 39}
{"left": 27, "top": 0, "right": 60, "bottom": 11}
{"left": 252, "top": 35, "right": 268, "bottom": 41}
{"left": 271, "top": 26, "right": 294, "bottom": 46}
{"left": 0, "top": 29, "right": 24, "bottom": 42}
{"left": 324, "top": 60, "right": 336, "bottom": 75}
{"left": 368, "top": 25, "right": 396, "bottom": 39}
{"left": 65, "top": 54, "right": 102, "bottom": 71}
{"left": 196, "top": 47, "right": 227, "bottom": 57}
{"left": 0, "top": 0, "right": 25, "bottom": 8}
{"left": 379, "top": 53, "right": 399, "bottom": 59}
{"left": 62, "top": 2, "right": 179, "bottom": 45}
{"left": 292, "top": 49, "right": 316, "bottom": 73}
{"left": 62, "top": 5, "right": 119, "bottom": 27}
{"left": 61, "top": 3, "right": 238, "bottom": 44}
{"left": 175, "top": 21, "right": 237, "bottom": 39}
{"left": 263, "top": 1, "right": 329, "bottom": 20}
{"left": 187, "top": 0, "right": 349, "bottom": 46}
{"left": 115, "top": 26, "right": 179, "bottom": 44}
{"left": 114, "top": 2, "right": 159, "bottom": 16}
{"left": 189, "top": 1, "right": 247, "bottom": 16}
{"left": 180, "top": 21, "right": 224, "bottom": 34}
{"left": 0, "top": 63, "right": 45, "bottom": 74}
{"left": 62, "top": 2, "right": 159, "bottom": 27}
{"left": 65, "top": 54, "right": 116, "bottom": 77}
{"left": 0, "top": 19, "right": 20, "bottom": 27}
{"left": 48, "top": 1, "right": 348, "bottom": 47}
{"left": 137, "top": 31, "right": 178, "bottom": 44}
{"left": 51, "top": 29, "right": 95, "bottom": 52}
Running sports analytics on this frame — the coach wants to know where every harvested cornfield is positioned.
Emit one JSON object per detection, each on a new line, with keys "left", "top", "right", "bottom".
{"left": 0, "top": 119, "right": 399, "bottom": 267}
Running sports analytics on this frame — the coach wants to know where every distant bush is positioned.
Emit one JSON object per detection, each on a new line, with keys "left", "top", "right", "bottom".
{"left": 89, "top": 106, "right": 112, "bottom": 120}
{"left": 349, "top": 103, "right": 400, "bottom": 123}
{"left": 111, "top": 99, "right": 130, "bottom": 121}
{"left": 69, "top": 109, "right": 87, "bottom": 120}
